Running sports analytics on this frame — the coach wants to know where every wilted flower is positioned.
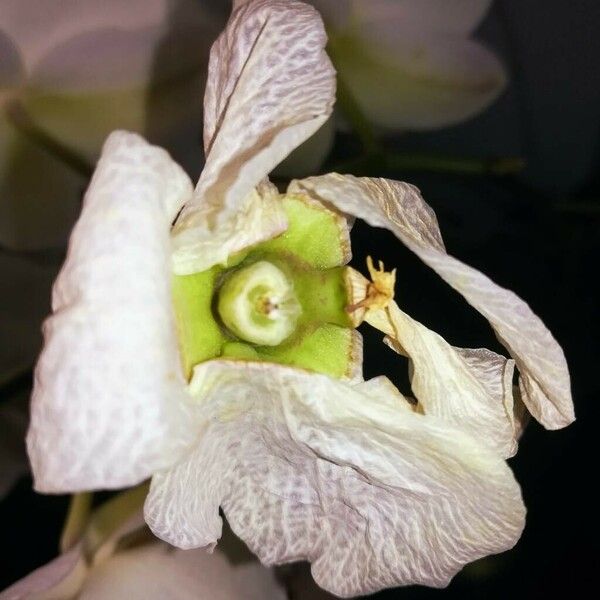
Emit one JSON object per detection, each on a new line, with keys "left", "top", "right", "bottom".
{"left": 26, "top": 0, "right": 573, "bottom": 598}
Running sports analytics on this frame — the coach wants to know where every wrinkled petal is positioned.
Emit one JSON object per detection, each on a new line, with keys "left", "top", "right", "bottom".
{"left": 81, "top": 538, "right": 287, "bottom": 600}
{"left": 291, "top": 175, "right": 574, "bottom": 429}
{"left": 171, "top": 180, "right": 288, "bottom": 275}
{"left": 145, "top": 361, "right": 525, "bottom": 598}
{"left": 347, "top": 266, "right": 521, "bottom": 457}
{"left": 27, "top": 131, "right": 195, "bottom": 493}
{"left": 171, "top": 0, "right": 336, "bottom": 273}
{"left": 329, "top": 27, "right": 506, "bottom": 130}
{"left": 0, "top": 254, "right": 57, "bottom": 381}
{"left": 353, "top": 0, "right": 493, "bottom": 35}
{"left": 363, "top": 297, "right": 519, "bottom": 457}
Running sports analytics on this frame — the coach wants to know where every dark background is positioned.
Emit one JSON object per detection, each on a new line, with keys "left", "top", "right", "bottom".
{"left": 1, "top": 0, "right": 599, "bottom": 598}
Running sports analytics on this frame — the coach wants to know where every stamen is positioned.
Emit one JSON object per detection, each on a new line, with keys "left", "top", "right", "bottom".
{"left": 347, "top": 256, "right": 396, "bottom": 314}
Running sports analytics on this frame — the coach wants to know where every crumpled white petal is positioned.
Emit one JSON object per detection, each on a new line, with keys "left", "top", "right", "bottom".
{"left": 171, "top": 180, "right": 288, "bottom": 274}
{"left": 347, "top": 266, "right": 520, "bottom": 457}
{"left": 27, "top": 131, "right": 196, "bottom": 492}
{"left": 145, "top": 360, "right": 525, "bottom": 598}
{"left": 291, "top": 174, "right": 574, "bottom": 430}
{"left": 171, "top": 0, "right": 336, "bottom": 273}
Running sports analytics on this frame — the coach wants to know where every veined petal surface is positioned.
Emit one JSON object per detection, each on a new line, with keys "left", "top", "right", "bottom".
{"left": 370, "top": 298, "right": 519, "bottom": 457}
{"left": 27, "top": 131, "right": 195, "bottom": 492}
{"left": 171, "top": 0, "right": 335, "bottom": 273}
{"left": 291, "top": 175, "right": 574, "bottom": 429}
{"left": 145, "top": 361, "right": 525, "bottom": 598}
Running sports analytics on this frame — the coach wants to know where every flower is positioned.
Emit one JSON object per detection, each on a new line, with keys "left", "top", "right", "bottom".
{"left": 312, "top": 0, "right": 507, "bottom": 130}
{"left": 26, "top": 1, "right": 573, "bottom": 598}
{"left": 0, "top": 0, "right": 221, "bottom": 251}
{"left": 0, "top": 489, "right": 286, "bottom": 600}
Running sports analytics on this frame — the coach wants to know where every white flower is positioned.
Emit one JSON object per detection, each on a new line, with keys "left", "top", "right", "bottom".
{"left": 313, "top": 0, "right": 507, "bottom": 130}
{"left": 0, "top": 493, "right": 286, "bottom": 600}
{"left": 0, "top": 0, "right": 220, "bottom": 250}
{"left": 26, "top": 1, "right": 573, "bottom": 597}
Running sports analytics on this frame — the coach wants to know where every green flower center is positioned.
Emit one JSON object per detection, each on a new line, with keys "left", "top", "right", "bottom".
{"left": 217, "top": 260, "right": 301, "bottom": 346}
{"left": 172, "top": 194, "right": 358, "bottom": 380}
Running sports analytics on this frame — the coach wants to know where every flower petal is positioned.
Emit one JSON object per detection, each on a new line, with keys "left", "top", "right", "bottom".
{"left": 346, "top": 267, "right": 520, "bottom": 457}
{"left": 0, "top": 546, "right": 86, "bottom": 600}
{"left": 171, "top": 0, "right": 336, "bottom": 273}
{"left": 171, "top": 180, "right": 288, "bottom": 274}
{"left": 374, "top": 303, "right": 519, "bottom": 457}
{"left": 0, "top": 0, "right": 171, "bottom": 72}
{"left": 27, "top": 131, "right": 195, "bottom": 492}
{"left": 145, "top": 361, "right": 525, "bottom": 597}
{"left": 329, "top": 28, "right": 506, "bottom": 130}
{"left": 353, "top": 0, "right": 493, "bottom": 35}
{"left": 291, "top": 175, "right": 574, "bottom": 429}
{"left": 81, "top": 538, "right": 287, "bottom": 600}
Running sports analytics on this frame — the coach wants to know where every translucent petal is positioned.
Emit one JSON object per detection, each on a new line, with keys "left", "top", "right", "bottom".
{"left": 330, "top": 28, "right": 506, "bottom": 130}
{"left": 171, "top": 0, "right": 335, "bottom": 273}
{"left": 291, "top": 175, "right": 574, "bottom": 429}
{"left": 353, "top": 0, "right": 493, "bottom": 35}
{"left": 145, "top": 361, "right": 525, "bottom": 597}
{"left": 81, "top": 538, "right": 287, "bottom": 600}
{"left": 0, "top": 546, "right": 86, "bottom": 600}
{"left": 27, "top": 131, "right": 196, "bottom": 492}
{"left": 0, "top": 0, "right": 170, "bottom": 72}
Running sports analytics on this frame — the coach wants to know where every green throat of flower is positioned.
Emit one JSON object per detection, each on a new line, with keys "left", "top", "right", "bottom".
{"left": 172, "top": 194, "right": 359, "bottom": 380}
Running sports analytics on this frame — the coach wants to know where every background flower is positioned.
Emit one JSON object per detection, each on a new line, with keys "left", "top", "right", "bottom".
{"left": 314, "top": 0, "right": 506, "bottom": 131}
{"left": 0, "top": 0, "right": 223, "bottom": 251}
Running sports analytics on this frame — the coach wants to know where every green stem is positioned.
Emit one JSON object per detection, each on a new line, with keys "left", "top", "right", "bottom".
{"left": 60, "top": 492, "right": 94, "bottom": 553}
{"left": 4, "top": 100, "right": 94, "bottom": 179}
